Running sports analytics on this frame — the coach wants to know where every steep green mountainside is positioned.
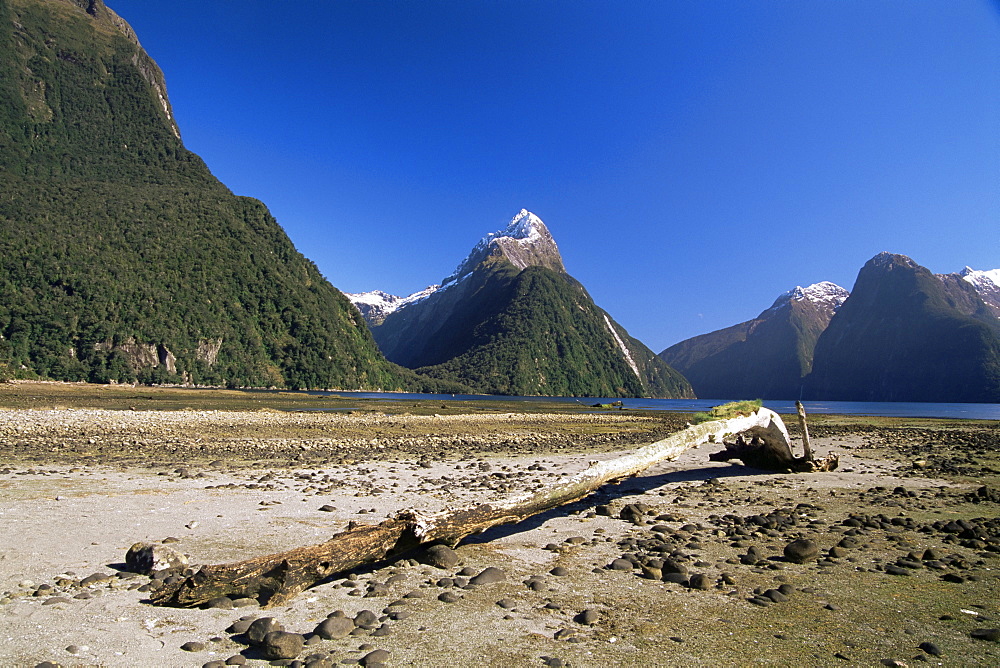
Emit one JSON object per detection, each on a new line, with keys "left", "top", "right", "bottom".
{"left": 804, "top": 253, "right": 1000, "bottom": 402}
{"left": 660, "top": 283, "right": 848, "bottom": 400}
{"left": 0, "top": 0, "right": 418, "bottom": 389}
{"left": 370, "top": 257, "right": 693, "bottom": 399}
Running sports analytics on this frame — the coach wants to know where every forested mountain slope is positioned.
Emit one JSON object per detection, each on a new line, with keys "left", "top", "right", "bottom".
{"left": 0, "top": 0, "right": 417, "bottom": 390}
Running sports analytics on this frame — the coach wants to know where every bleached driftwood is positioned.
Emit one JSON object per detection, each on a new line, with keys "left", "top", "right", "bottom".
{"left": 709, "top": 401, "right": 838, "bottom": 473}
{"left": 150, "top": 407, "right": 813, "bottom": 608}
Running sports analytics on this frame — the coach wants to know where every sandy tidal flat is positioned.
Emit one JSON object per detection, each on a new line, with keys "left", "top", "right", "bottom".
{"left": 0, "top": 407, "right": 998, "bottom": 667}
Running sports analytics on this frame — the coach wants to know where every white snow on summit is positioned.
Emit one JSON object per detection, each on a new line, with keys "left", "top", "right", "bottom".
{"left": 442, "top": 209, "right": 559, "bottom": 285}
{"left": 768, "top": 281, "right": 849, "bottom": 313}
{"left": 474, "top": 209, "right": 545, "bottom": 251}
{"left": 960, "top": 267, "right": 1000, "bottom": 291}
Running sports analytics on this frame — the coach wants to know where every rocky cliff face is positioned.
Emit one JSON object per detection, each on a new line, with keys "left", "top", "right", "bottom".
{"left": 804, "top": 253, "right": 1000, "bottom": 402}
{"left": 660, "top": 282, "right": 848, "bottom": 399}
{"left": 349, "top": 211, "right": 692, "bottom": 398}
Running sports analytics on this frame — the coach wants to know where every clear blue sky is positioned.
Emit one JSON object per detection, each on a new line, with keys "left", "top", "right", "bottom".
{"left": 110, "top": 0, "right": 999, "bottom": 353}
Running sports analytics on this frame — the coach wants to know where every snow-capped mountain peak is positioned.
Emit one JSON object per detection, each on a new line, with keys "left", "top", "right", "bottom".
{"left": 768, "top": 281, "right": 849, "bottom": 313}
{"left": 442, "top": 209, "right": 564, "bottom": 285}
{"left": 349, "top": 210, "right": 566, "bottom": 327}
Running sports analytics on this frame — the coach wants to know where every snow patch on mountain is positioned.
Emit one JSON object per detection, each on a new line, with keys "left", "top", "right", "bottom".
{"left": 604, "top": 314, "right": 640, "bottom": 379}
{"left": 767, "top": 281, "right": 849, "bottom": 313}
{"left": 954, "top": 266, "right": 1000, "bottom": 317}
{"left": 442, "top": 209, "right": 563, "bottom": 285}
{"left": 960, "top": 267, "right": 1000, "bottom": 291}
{"left": 346, "top": 285, "right": 440, "bottom": 323}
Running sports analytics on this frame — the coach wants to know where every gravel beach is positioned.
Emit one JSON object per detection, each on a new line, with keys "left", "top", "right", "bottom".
{"left": 1, "top": 395, "right": 998, "bottom": 667}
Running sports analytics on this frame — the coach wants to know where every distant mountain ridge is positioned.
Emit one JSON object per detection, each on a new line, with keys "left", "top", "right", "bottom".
{"left": 660, "top": 281, "right": 849, "bottom": 399}
{"left": 349, "top": 211, "right": 693, "bottom": 398}
{"left": 662, "top": 251, "right": 1000, "bottom": 402}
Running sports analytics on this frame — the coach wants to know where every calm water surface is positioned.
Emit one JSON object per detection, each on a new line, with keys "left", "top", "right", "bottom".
{"left": 318, "top": 391, "right": 1000, "bottom": 420}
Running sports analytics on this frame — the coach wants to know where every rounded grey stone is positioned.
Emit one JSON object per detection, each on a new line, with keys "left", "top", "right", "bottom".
{"left": 262, "top": 631, "right": 304, "bottom": 660}
{"left": 314, "top": 616, "right": 354, "bottom": 640}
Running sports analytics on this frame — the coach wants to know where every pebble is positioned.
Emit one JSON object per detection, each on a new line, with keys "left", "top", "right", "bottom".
{"left": 226, "top": 618, "right": 256, "bottom": 634}
{"left": 608, "top": 558, "right": 633, "bottom": 571}
{"left": 970, "top": 628, "right": 1000, "bottom": 642}
{"left": 42, "top": 596, "right": 72, "bottom": 606}
{"left": 314, "top": 616, "right": 355, "bottom": 639}
{"left": 469, "top": 567, "right": 506, "bottom": 585}
{"left": 420, "top": 544, "right": 459, "bottom": 569}
{"left": 262, "top": 631, "right": 305, "bottom": 660}
{"left": 783, "top": 538, "right": 819, "bottom": 564}
{"left": 246, "top": 617, "right": 284, "bottom": 645}
{"left": 181, "top": 641, "right": 206, "bottom": 652}
{"left": 917, "top": 641, "right": 942, "bottom": 656}
{"left": 354, "top": 610, "right": 379, "bottom": 629}
{"left": 361, "top": 649, "right": 390, "bottom": 666}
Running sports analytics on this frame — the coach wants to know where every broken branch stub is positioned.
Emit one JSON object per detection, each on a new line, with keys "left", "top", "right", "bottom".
{"left": 149, "top": 407, "right": 816, "bottom": 608}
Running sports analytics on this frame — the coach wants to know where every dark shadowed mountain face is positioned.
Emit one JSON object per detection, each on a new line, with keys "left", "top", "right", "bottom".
{"left": 0, "top": 0, "right": 413, "bottom": 390}
{"left": 659, "top": 283, "right": 848, "bottom": 400}
{"left": 348, "top": 211, "right": 693, "bottom": 399}
{"left": 804, "top": 253, "right": 1000, "bottom": 403}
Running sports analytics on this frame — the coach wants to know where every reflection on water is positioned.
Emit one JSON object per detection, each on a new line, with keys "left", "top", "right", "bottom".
{"left": 310, "top": 391, "right": 1000, "bottom": 420}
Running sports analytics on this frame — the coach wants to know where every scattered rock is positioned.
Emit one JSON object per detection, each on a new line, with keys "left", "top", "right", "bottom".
{"left": 469, "top": 567, "right": 506, "bottom": 585}
{"left": 420, "top": 544, "right": 460, "bottom": 569}
{"left": 246, "top": 617, "right": 284, "bottom": 646}
{"left": 970, "top": 628, "right": 1000, "bottom": 642}
{"left": 314, "top": 616, "right": 354, "bottom": 640}
{"left": 783, "top": 538, "right": 819, "bottom": 564}
{"left": 361, "top": 649, "right": 390, "bottom": 666}
{"left": 354, "top": 609, "right": 379, "bottom": 629}
{"left": 917, "top": 641, "right": 942, "bottom": 656}
{"left": 262, "top": 631, "right": 304, "bottom": 660}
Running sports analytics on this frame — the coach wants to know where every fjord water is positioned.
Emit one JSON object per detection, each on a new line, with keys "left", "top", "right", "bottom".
{"left": 319, "top": 391, "right": 1000, "bottom": 420}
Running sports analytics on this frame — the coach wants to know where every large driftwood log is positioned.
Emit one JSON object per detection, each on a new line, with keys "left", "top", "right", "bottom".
{"left": 150, "top": 408, "right": 813, "bottom": 608}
